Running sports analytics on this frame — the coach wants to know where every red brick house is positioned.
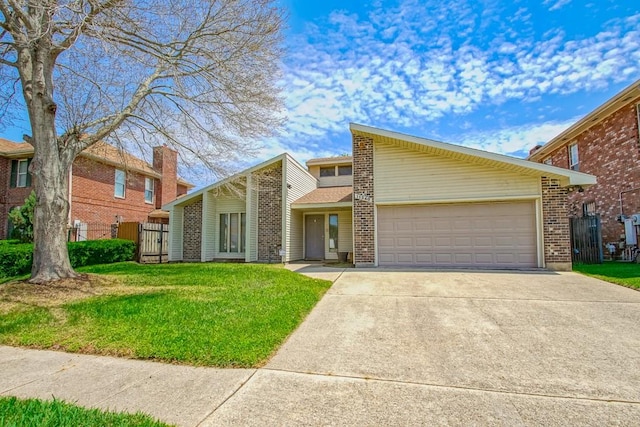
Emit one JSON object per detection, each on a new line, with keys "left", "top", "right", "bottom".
{"left": 0, "top": 138, "right": 193, "bottom": 239}
{"left": 165, "top": 124, "right": 595, "bottom": 271}
{"left": 528, "top": 79, "right": 640, "bottom": 250}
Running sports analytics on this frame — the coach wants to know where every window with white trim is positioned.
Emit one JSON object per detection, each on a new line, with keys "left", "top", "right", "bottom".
{"left": 114, "top": 169, "right": 126, "bottom": 198}
{"left": 16, "top": 159, "right": 29, "bottom": 187}
{"left": 144, "top": 177, "right": 154, "bottom": 203}
{"left": 219, "top": 213, "right": 246, "bottom": 253}
{"left": 568, "top": 143, "right": 579, "bottom": 171}
{"left": 328, "top": 214, "right": 338, "bottom": 252}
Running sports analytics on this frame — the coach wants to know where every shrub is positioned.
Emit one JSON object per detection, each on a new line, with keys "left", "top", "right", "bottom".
{"left": 0, "top": 242, "right": 33, "bottom": 277}
{"left": 8, "top": 191, "right": 35, "bottom": 243}
{"left": 0, "top": 239, "right": 136, "bottom": 279}
{"left": 68, "top": 239, "right": 136, "bottom": 268}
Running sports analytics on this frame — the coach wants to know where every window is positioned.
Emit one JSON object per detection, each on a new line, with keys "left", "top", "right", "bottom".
{"left": 10, "top": 159, "right": 31, "bottom": 188}
{"left": 114, "top": 169, "right": 126, "bottom": 198}
{"left": 543, "top": 158, "right": 552, "bottom": 166}
{"left": 144, "top": 177, "right": 154, "bottom": 203}
{"left": 338, "top": 165, "right": 352, "bottom": 176}
{"left": 568, "top": 143, "right": 579, "bottom": 171}
{"left": 320, "top": 166, "right": 335, "bottom": 177}
{"left": 328, "top": 214, "right": 338, "bottom": 252}
{"left": 219, "top": 212, "right": 246, "bottom": 253}
{"left": 637, "top": 104, "right": 640, "bottom": 146}
{"left": 582, "top": 201, "right": 596, "bottom": 217}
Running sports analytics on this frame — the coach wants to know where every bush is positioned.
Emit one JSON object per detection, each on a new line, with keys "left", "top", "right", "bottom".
{"left": 0, "top": 239, "right": 136, "bottom": 279}
{"left": 0, "top": 242, "right": 33, "bottom": 277}
{"left": 68, "top": 239, "right": 136, "bottom": 268}
{"left": 8, "top": 191, "right": 35, "bottom": 243}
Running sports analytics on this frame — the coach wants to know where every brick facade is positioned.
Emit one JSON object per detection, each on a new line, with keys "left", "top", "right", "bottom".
{"left": 542, "top": 97, "right": 640, "bottom": 245}
{"left": 182, "top": 199, "right": 203, "bottom": 261}
{"left": 541, "top": 177, "right": 572, "bottom": 270}
{"left": 255, "top": 162, "right": 282, "bottom": 262}
{"left": 1, "top": 142, "right": 188, "bottom": 239}
{"left": 0, "top": 157, "right": 34, "bottom": 238}
{"left": 352, "top": 134, "right": 375, "bottom": 266}
{"left": 71, "top": 157, "right": 155, "bottom": 225}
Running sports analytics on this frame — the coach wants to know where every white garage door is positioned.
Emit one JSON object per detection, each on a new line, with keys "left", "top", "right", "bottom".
{"left": 377, "top": 201, "right": 537, "bottom": 268}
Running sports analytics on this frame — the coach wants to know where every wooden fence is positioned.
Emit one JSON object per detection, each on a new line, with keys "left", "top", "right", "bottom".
{"left": 570, "top": 215, "right": 603, "bottom": 264}
{"left": 117, "top": 222, "right": 169, "bottom": 263}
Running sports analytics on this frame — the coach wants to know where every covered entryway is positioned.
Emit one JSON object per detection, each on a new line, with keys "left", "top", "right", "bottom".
{"left": 305, "top": 214, "right": 325, "bottom": 260}
{"left": 377, "top": 201, "right": 538, "bottom": 268}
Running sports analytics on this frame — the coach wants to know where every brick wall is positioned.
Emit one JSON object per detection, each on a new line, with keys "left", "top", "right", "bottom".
{"left": 352, "top": 134, "right": 375, "bottom": 266}
{"left": 182, "top": 199, "right": 202, "bottom": 261}
{"left": 255, "top": 162, "right": 282, "bottom": 262}
{"left": 541, "top": 177, "right": 572, "bottom": 270}
{"left": 544, "top": 98, "right": 640, "bottom": 244}
{"left": 0, "top": 157, "right": 34, "bottom": 238}
{"left": 71, "top": 157, "right": 155, "bottom": 225}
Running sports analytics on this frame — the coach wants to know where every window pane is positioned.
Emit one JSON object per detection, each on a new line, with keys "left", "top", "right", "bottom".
{"left": 18, "top": 160, "right": 28, "bottom": 174}
{"left": 219, "top": 214, "right": 228, "bottom": 252}
{"left": 569, "top": 144, "right": 579, "bottom": 170}
{"left": 329, "top": 214, "right": 338, "bottom": 252}
{"left": 229, "top": 213, "right": 238, "bottom": 252}
{"left": 144, "top": 178, "right": 154, "bottom": 203}
{"left": 240, "top": 213, "right": 246, "bottom": 253}
{"left": 115, "top": 170, "right": 125, "bottom": 197}
{"left": 338, "top": 165, "right": 352, "bottom": 176}
{"left": 319, "top": 167, "right": 335, "bottom": 177}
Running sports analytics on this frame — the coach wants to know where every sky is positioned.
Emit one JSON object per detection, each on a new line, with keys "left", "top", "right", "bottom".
{"left": 263, "top": 0, "right": 640, "bottom": 163}
{"left": 1, "top": 0, "right": 639, "bottom": 185}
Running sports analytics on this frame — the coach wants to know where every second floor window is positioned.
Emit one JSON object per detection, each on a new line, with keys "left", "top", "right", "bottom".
{"left": 145, "top": 177, "right": 154, "bottom": 203}
{"left": 115, "top": 169, "right": 126, "bottom": 198}
{"left": 568, "top": 143, "right": 579, "bottom": 171}
{"left": 10, "top": 159, "right": 31, "bottom": 188}
{"left": 338, "top": 165, "right": 352, "bottom": 176}
{"left": 320, "top": 166, "right": 335, "bottom": 177}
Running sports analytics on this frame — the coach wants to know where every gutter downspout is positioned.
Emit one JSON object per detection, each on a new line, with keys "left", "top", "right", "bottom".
{"left": 620, "top": 186, "right": 640, "bottom": 216}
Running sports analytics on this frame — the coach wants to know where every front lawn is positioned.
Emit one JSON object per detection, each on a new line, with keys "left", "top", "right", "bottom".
{"left": 573, "top": 261, "right": 640, "bottom": 290}
{"left": 0, "top": 396, "right": 170, "bottom": 427}
{"left": 0, "top": 263, "right": 331, "bottom": 367}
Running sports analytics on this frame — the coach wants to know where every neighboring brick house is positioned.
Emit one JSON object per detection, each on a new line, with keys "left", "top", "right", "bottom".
{"left": 528, "top": 79, "right": 640, "bottom": 249}
{"left": 165, "top": 123, "right": 595, "bottom": 271}
{"left": 0, "top": 138, "right": 193, "bottom": 239}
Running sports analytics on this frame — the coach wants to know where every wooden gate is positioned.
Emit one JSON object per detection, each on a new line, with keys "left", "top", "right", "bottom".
{"left": 117, "top": 222, "right": 168, "bottom": 263}
{"left": 570, "top": 215, "right": 603, "bottom": 264}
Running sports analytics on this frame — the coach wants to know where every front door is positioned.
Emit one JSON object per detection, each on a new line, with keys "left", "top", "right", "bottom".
{"left": 305, "top": 214, "right": 324, "bottom": 260}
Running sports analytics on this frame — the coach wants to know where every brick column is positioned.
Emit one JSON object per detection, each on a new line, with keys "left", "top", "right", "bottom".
{"left": 183, "top": 199, "right": 203, "bottom": 261}
{"left": 256, "top": 162, "right": 283, "bottom": 262}
{"left": 541, "top": 177, "right": 572, "bottom": 271}
{"left": 353, "top": 134, "right": 375, "bottom": 267}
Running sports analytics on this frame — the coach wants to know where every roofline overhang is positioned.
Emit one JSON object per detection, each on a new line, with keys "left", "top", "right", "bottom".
{"left": 349, "top": 122, "right": 596, "bottom": 187}
{"left": 291, "top": 201, "right": 353, "bottom": 210}
{"left": 163, "top": 153, "right": 290, "bottom": 209}
{"left": 306, "top": 157, "right": 353, "bottom": 167}
{"left": 528, "top": 79, "right": 640, "bottom": 162}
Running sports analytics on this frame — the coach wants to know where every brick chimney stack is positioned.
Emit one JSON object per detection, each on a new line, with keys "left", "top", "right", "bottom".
{"left": 153, "top": 145, "right": 178, "bottom": 208}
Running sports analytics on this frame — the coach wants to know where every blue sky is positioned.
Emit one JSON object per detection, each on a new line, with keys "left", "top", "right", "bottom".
{"left": 2, "top": 0, "right": 639, "bottom": 180}
{"left": 262, "top": 0, "right": 640, "bottom": 163}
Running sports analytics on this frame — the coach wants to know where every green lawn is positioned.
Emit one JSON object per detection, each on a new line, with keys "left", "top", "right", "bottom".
{"left": 0, "top": 262, "right": 331, "bottom": 367}
{"left": 0, "top": 396, "right": 170, "bottom": 427}
{"left": 573, "top": 261, "right": 640, "bottom": 289}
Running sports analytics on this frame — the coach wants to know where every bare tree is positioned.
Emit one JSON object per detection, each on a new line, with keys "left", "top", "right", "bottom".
{"left": 0, "top": 0, "right": 284, "bottom": 283}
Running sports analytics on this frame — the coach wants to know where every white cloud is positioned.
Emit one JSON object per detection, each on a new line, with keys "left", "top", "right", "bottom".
{"left": 274, "top": 0, "right": 639, "bottom": 161}
{"left": 545, "top": 0, "right": 572, "bottom": 12}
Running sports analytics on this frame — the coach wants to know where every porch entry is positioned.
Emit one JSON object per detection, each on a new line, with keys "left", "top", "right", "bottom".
{"left": 305, "top": 214, "right": 324, "bottom": 260}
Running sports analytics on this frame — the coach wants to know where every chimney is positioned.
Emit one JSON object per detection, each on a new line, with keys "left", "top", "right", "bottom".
{"left": 529, "top": 144, "right": 543, "bottom": 157}
{"left": 153, "top": 145, "right": 178, "bottom": 208}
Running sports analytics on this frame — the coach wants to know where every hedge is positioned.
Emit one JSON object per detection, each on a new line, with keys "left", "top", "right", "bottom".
{"left": 0, "top": 239, "right": 136, "bottom": 279}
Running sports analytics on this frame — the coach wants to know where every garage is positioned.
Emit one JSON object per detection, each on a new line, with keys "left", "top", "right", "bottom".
{"left": 377, "top": 201, "right": 538, "bottom": 268}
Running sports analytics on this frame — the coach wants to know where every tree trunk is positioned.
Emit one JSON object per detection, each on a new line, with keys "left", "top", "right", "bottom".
{"left": 21, "top": 42, "right": 78, "bottom": 283}
{"left": 29, "top": 143, "right": 77, "bottom": 283}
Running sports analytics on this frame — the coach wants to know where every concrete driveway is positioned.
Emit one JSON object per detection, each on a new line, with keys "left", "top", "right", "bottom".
{"left": 213, "top": 269, "right": 640, "bottom": 425}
